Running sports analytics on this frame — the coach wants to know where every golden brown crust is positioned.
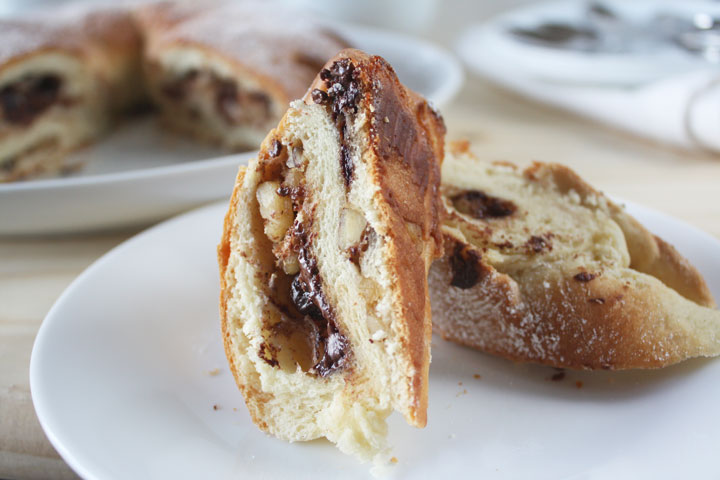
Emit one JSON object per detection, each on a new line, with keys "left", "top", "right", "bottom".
{"left": 218, "top": 166, "right": 275, "bottom": 430}
{"left": 432, "top": 146, "right": 720, "bottom": 370}
{"left": 218, "top": 166, "right": 242, "bottom": 392}
{"left": 432, "top": 235, "right": 714, "bottom": 369}
{"left": 217, "top": 167, "right": 240, "bottom": 396}
{"left": 606, "top": 204, "right": 716, "bottom": 308}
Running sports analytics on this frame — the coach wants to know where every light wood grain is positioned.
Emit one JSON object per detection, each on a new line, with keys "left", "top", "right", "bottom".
{"left": 0, "top": 233, "right": 135, "bottom": 479}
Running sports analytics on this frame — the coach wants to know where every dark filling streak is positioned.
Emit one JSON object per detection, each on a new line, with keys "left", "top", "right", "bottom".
{"left": 340, "top": 144, "right": 352, "bottom": 187}
{"left": 161, "top": 69, "right": 198, "bottom": 100}
{"left": 290, "top": 274, "right": 322, "bottom": 319}
{"left": 449, "top": 244, "right": 483, "bottom": 289}
{"left": 526, "top": 235, "right": 552, "bottom": 253}
{"left": 347, "top": 225, "right": 373, "bottom": 266}
{"left": 311, "top": 88, "right": 328, "bottom": 105}
{"left": 313, "top": 59, "right": 361, "bottom": 188}
{"left": 0, "top": 74, "right": 63, "bottom": 126}
{"left": 258, "top": 342, "right": 279, "bottom": 367}
{"left": 290, "top": 223, "right": 349, "bottom": 376}
{"left": 214, "top": 78, "right": 238, "bottom": 123}
{"left": 277, "top": 185, "right": 305, "bottom": 214}
{"left": 451, "top": 190, "right": 517, "bottom": 220}
{"left": 574, "top": 272, "right": 597, "bottom": 282}
{"left": 0, "top": 157, "right": 17, "bottom": 173}
{"left": 161, "top": 70, "right": 272, "bottom": 127}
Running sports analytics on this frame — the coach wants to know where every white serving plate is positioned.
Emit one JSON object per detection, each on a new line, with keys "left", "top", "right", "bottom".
{"left": 30, "top": 200, "right": 720, "bottom": 479}
{"left": 0, "top": 24, "right": 463, "bottom": 235}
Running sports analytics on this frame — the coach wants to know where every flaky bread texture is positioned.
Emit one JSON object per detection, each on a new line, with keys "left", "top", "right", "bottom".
{"left": 0, "top": 6, "right": 142, "bottom": 181}
{"left": 218, "top": 49, "right": 444, "bottom": 460}
{"left": 138, "top": 1, "right": 348, "bottom": 150}
{"left": 430, "top": 141, "right": 720, "bottom": 370}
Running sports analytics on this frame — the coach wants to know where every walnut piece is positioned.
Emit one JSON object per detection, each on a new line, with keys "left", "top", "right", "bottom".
{"left": 257, "top": 181, "right": 293, "bottom": 243}
{"left": 339, "top": 207, "right": 367, "bottom": 250}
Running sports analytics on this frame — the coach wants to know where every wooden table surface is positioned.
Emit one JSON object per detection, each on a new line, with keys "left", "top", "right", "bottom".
{"left": 2, "top": 7, "right": 720, "bottom": 480}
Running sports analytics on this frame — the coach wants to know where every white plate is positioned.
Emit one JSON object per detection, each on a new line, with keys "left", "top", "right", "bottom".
{"left": 0, "top": 24, "right": 462, "bottom": 235}
{"left": 457, "top": 0, "right": 719, "bottom": 87}
{"left": 31, "top": 200, "right": 720, "bottom": 479}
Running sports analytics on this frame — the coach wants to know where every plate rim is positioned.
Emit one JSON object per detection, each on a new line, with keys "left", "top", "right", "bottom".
{"left": 29, "top": 198, "right": 720, "bottom": 479}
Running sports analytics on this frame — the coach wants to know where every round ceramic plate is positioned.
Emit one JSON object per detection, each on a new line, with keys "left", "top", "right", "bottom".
{"left": 0, "top": 24, "right": 462, "bottom": 235}
{"left": 30, "top": 200, "right": 720, "bottom": 479}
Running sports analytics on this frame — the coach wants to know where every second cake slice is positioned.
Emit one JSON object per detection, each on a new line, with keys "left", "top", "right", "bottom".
{"left": 431, "top": 141, "right": 720, "bottom": 370}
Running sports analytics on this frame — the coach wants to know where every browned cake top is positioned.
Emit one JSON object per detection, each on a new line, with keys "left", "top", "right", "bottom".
{"left": 0, "top": 6, "right": 140, "bottom": 69}
{"left": 140, "top": 2, "right": 350, "bottom": 102}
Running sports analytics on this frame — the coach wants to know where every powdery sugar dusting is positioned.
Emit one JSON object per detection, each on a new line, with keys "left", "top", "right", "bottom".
{"left": 147, "top": 2, "right": 348, "bottom": 99}
{"left": 0, "top": 5, "right": 139, "bottom": 66}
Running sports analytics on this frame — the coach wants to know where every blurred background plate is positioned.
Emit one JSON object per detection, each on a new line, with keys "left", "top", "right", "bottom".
{"left": 0, "top": 24, "right": 462, "bottom": 236}
{"left": 457, "top": 0, "right": 720, "bottom": 87}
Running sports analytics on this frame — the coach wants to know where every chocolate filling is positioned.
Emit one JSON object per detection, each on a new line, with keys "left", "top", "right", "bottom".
{"left": 451, "top": 190, "right": 517, "bottom": 220}
{"left": 0, "top": 157, "right": 17, "bottom": 174}
{"left": 340, "top": 144, "right": 353, "bottom": 187}
{"left": 288, "top": 223, "right": 349, "bottom": 376}
{"left": 160, "top": 69, "right": 198, "bottom": 100}
{"left": 526, "top": 234, "right": 553, "bottom": 253}
{"left": 262, "top": 223, "right": 349, "bottom": 377}
{"left": 347, "top": 224, "right": 374, "bottom": 266}
{"left": 0, "top": 74, "right": 63, "bottom": 126}
{"left": 161, "top": 70, "right": 272, "bottom": 128}
{"left": 449, "top": 244, "right": 484, "bottom": 289}
{"left": 258, "top": 141, "right": 349, "bottom": 377}
{"left": 312, "top": 59, "right": 361, "bottom": 188}
{"left": 574, "top": 271, "right": 597, "bottom": 282}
